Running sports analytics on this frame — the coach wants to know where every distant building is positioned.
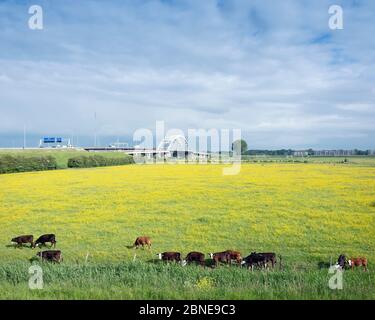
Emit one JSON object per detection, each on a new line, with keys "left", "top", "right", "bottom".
{"left": 293, "top": 150, "right": 309, "bottom": 157}
{"left": 313, "top": 150, "right": 355, "bottom": 156}
{"left": 292, "top": 149, "right": 374, "bottom": 157}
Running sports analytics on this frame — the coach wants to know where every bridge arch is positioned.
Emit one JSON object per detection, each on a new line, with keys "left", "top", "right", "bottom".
{"left": 157, "top": 135, "right": 188, "bottom": 152}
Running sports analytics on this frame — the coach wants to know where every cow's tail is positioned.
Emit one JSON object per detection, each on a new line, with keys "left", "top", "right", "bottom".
{"left": 279, "top": 255, "right": 282, "bottom": 270}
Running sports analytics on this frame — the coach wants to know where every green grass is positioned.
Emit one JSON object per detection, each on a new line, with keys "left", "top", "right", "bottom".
{"left": 0, "top": 149, "right": 129, "bottom": 169}
{"left": 0, "top": 261, "right": 373, "bottom": 299}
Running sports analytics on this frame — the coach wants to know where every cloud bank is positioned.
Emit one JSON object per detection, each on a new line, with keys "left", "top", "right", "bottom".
{"left": 0, "top": 0, "right": 374, "bottom": 148}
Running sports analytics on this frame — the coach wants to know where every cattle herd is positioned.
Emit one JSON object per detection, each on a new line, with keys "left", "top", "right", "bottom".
{"left": 9, "top": 235, "right": 368, "bottom": 271}
{"left": 11, "top": 234, "right": 61, "bottom": 263}
{"left": 335, "top": 254, "right": 368, "bottom": 271}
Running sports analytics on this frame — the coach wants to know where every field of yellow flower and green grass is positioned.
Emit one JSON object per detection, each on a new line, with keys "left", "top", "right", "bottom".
{"left": 0, "top": 158, "right": 374, "bottom": 299}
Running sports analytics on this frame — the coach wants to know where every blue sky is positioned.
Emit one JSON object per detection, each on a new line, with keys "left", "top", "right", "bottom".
{"left": 0, "top": 0, "right": 374, "bottom": 148}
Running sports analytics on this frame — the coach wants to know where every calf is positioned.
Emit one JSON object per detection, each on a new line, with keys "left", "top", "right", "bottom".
{"left": 134, "top": 236, "right": 151, "bottom": 249}
{"left": 34, "top": 234, "right": 56, "bottom": 248}
{"left": 209, "top": 251, "right": 231, "bottom": 267}
{"left": 348, "top": 257, "right": 367, "bottom": 272}
{"left": 183, "top": 252, "right": 205, "bottom": 266}
{"left": 157, "top": 252, "right": 181, "bottom": 262}
{"left": 11, "top": 235, "right": 33, "bottom": 248}
{"left": 36, "top": 250, "right": 63, "bottom": 263}
{"left": 225, "top": 250, "right": 242, "bottom": 265}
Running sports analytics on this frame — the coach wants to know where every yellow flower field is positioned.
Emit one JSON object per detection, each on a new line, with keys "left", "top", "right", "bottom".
{"left": 1, "top": 163, "right": 374, "bottom": 266}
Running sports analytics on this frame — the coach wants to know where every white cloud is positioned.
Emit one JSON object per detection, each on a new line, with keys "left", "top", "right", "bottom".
{"left": 0, "top": 0, "right": 374, "bottom": 148}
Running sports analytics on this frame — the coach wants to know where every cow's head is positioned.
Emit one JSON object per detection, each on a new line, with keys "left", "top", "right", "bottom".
{"left": 348, "top": 259, "right": 352, "bottom": 266}
{"left": 338, "top": 254, "right": 346, "bottom": 263}
{"left": 181, "top": 260, "right": 187, "bottom": 267}
{"left": 241, "top": 260, "right": 246, "bottom": 265}
{"left": 209, "top": 253, "right": 214, "bottom": 259}
{"left": 333, "top": 263, "right": 341, "bottom": 270}
{"left": 156, "top": 253, "right": 162, "bottom": 260}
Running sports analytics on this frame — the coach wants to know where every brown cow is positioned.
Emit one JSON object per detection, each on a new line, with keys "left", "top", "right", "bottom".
{"left": 183, "top": 252, "right": 205, "bottom": 266}
{"left": 348, "top": 257, "right": 367, "bottom": 272}
{"left": 225, "top": 250, "right": 242, "bottom": 265}
{"left": 11, "top": 235, "right": 34, "bottom": 248}
{"left": 134, "top": 236, "right": 151, "bottom": 249}
{"left": 157, "top": 252, "right": 181, "bottom": 262}
{"left": 209, "top": 251, "right": 231, "bottom": 266}
{"left": 36, "top": 250, "right": 63, "bottom": 263}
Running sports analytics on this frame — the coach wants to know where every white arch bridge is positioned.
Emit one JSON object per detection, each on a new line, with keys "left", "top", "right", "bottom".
{"left": 84, "top": 135, "right": 209, "bottom": 160}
